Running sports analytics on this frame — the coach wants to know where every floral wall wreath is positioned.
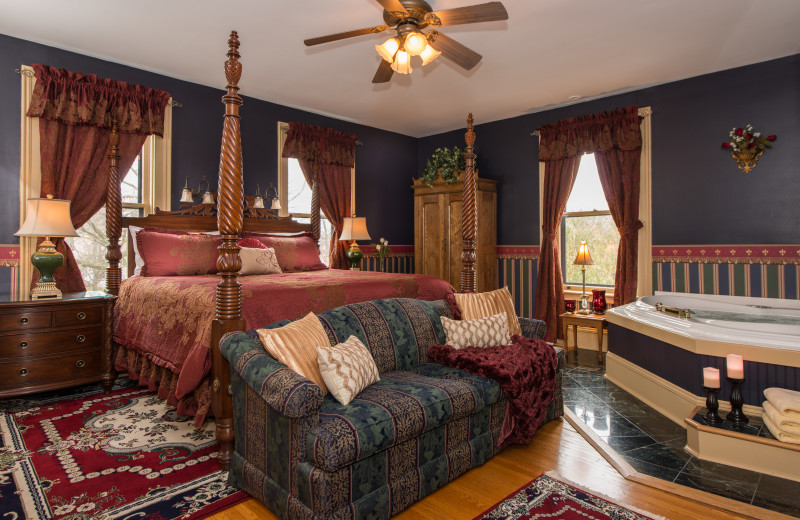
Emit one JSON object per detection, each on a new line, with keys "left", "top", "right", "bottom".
{"left": 721, "top": 124, "right": 777, "bottom": 173}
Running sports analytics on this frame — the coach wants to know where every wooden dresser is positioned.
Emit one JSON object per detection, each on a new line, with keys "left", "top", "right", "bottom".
{"left": 413, "top": 173, "right": 497, "bottom": 292}
{"left": 0, "top": 292, "right": 116, "bottom": 398}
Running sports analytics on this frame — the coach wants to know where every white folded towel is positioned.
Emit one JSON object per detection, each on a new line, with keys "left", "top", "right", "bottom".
{"left": 763, "top": 401, "right": 800, "bottom": 435}
{"left": 763, "top": 387, "right": 800, "bottom": 419}
{"left": 762, "top": 412, "right": 800, "bottom": 445}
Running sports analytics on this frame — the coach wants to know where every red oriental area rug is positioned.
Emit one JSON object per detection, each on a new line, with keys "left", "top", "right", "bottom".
{"left": 0, "top": 384, "right": 246, "bottom": 519}
{"left": 473, "top": 473, "right": 663, "bottom": 520}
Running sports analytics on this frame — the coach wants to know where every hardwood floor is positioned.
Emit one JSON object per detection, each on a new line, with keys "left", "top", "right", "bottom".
{"left": 209, "top": 418, "right": 768, "bottom": 520}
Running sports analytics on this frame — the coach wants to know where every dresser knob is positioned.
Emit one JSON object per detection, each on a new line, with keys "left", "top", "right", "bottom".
{"left": 19, "top": 368, "right": 28, "bottom": 376}
{"left": 77, "top": 312, "right": 87, "bottom": 320}
{"left": 77, "top": 335, "right": 86, "bottom": 343}
{"left": 76, "top": 360, "right": 86, "bottom": 368}
{"left": 19, "top": 317, "right": 29, "bottom": 325}
{"left": 19, "top": 341, "right": 29, "bottom": 349}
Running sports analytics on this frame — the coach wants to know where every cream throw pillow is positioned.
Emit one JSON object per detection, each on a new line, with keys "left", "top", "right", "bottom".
{"left": 454, "top": 287, "right": 522, "bottom": 336}
{"left": 257, "top": 312, "right": 329, "bottom": 394}
{"left": 318, "top": 335, "right": 380, "bottom": 406}
{"left": 441, "top": 313, "right": 511, "bottom": 349}
{"left": 240, "top": 246, "right": 282, "bottom": 275}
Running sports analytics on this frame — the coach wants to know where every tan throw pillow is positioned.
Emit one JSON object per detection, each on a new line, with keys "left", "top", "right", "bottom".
{"left": 318, "top": 335, "right": 380, "bottom": 406}
{"left": 441, "top": 313, "right": 511, "bottom": 349}
{"left": 454, "top": 287, "right": 522, "bottom": 336}
{"left": 240, "top": 246, "right": 282, "bottom": 275}
{"left": 257, "top": 312, "right": 329, "bottom": 394}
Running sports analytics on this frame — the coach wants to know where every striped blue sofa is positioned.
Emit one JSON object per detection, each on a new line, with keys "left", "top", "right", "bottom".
{"left": 221, "top": 297, "right": 564, "bottom": 520}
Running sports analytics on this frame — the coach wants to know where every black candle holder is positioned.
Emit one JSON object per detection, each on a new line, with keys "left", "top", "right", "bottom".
{"left": 726, "top": 377, "right": 749, "bottom": 424}
{"left": 703, "top": 386, "right": 723, "bottom": 425}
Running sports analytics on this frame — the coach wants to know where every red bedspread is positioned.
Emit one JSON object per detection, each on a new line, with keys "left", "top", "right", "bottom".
{"left": 428, "top": 336, "right": 558, "bottom": 446}
{"left": 113, "top": 269, "right": 453, "bottom": 419}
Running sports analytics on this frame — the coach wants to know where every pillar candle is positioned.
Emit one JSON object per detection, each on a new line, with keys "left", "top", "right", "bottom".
{"left": 703, "top": 367, "right": 720, "bottom": 389}
{"left": 727, "top": 354, "right": 744, "bottom": 379}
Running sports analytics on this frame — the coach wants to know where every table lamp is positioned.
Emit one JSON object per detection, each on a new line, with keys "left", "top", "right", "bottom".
{"left": 15, "top": 195, "right": 79, "bottom": 299}
{"left": 573, "top": 241, "right": 594, "bottom": 314}
{"left": 339, "top": 216, "right": 370, "bottom": 270}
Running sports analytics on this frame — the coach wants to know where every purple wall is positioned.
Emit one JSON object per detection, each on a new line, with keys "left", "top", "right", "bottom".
{"left": 418, "top": 54, "right": 800, "bottom": 247}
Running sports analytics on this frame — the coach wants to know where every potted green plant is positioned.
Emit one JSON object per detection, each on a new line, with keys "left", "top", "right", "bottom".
{"left": 421, "top": 146, "right": 470, "bottom": 187}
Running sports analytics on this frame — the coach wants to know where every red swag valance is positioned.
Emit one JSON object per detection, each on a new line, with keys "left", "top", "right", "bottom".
{"left": 282, "top": 122, "right": 357, "bottom": 167}
{"left": 27, "top": 64, "right": 171, "bottom": 137}
{"left": 538, "top": 106, "right": 641, "bottom": 161}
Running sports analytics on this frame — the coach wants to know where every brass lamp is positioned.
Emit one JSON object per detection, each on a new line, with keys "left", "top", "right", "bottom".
{"left": 339, "top": 216, "right": 371, "bottom": 270}
{"left": 180, "top": 176, "right": 214, "bottom": 204}
{"left": 266, "top": 183, "right": 281, "bottom": 211}
{"left": 573, "top": 241, "right": 594, "bottom": 314}
{"left": 252, "top": 184, "right": 265, "bottom": 209}
{"left": 15, "top": 195, "right": 79, "bottom": 300}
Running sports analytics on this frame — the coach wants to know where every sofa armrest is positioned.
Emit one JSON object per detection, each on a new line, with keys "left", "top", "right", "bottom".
{"left": 519, "top": 317, "right": 546, "bottom": 340}
{"left": 221, "top": 331, "right": 325, "bottom": 418}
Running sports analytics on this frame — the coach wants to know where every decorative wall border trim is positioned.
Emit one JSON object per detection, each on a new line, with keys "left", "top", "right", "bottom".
{"left": 497, "top": 245, "right": 539, "bottom": 259}
{"left": 652, "top": 244, "right": 800, "bottom": 265}
{"left": 0, "top": 245, "right": 21, "bottom": 299}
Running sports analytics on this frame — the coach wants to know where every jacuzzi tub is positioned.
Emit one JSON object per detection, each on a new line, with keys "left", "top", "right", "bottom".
{"left": 609, "top": 292, "right": 800, "bottom": 351}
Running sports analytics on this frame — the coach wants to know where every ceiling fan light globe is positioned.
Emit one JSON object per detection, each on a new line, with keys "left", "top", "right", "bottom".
{"left": 390, "top": 50, "right": 413, "bottom": 74}
{"left": 375, "top": 37, "right": 400, "bottom": 63}
{"left": 404, "top": 32, "right": 427, "bottom": 56}
{"left": 419, "top": 43, "right": 442, "bottom": 66}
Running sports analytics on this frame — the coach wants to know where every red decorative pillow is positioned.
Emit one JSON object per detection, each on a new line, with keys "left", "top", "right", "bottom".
{"left": 241, "top": 232, "right": 326, "bottom": 272}
{"left": 137, "top": 231, "right": 219, "bottom": 276}
{"left": 237, "top": 237, "right": 267, "bottom": 249}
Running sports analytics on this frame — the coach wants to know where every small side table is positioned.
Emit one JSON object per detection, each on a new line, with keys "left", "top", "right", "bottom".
{"left": 560, "top": 312, "right": 608, "bottom": 363}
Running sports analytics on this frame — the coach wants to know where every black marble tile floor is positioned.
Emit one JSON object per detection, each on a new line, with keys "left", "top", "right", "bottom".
{"left": 563, "top": 349, "right": 800, "bottom": 517}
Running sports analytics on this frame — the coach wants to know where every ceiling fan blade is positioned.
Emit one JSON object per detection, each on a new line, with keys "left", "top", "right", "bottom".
{"left": 425, "top": 2, "right": 508, "bottom": 27}
{"left": 304, "top": 26, "right": 389, "bottom": 46}
{"left": 374, "top": 0, "right": 408, "bottom": 15}
{"left": 427, "top": 31, "right": 482, "bottom": 70}
{"left": 372, "top": 59, "right": 394, "bottom": 83}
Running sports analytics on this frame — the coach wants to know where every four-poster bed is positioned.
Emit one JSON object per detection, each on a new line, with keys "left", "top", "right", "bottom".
{"left": 103, "top": 31, "right": 481, "bottom": 468}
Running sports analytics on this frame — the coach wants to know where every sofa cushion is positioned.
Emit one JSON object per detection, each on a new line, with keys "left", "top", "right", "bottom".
{"left": 307, "top": 368, "right": 500, "bottom": 472}
{"left": 318, "top": 335, "right": 380, "bottom": 406}
{"left": 454, "top": 287, "right": 522, "bottom": 336}
{"left": 441, "top": 312, "right": 510, "bottom": 349}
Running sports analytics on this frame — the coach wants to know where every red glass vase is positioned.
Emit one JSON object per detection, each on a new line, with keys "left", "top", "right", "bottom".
{"left": 592, "top": 289, "right": 607, "bottom": 314}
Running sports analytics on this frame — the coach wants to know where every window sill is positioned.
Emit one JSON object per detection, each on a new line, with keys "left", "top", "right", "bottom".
{"left": 563, "top": 286, "right": 615, "bottom": 308}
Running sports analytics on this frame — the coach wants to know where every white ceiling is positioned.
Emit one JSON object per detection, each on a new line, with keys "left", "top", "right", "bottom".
{"left": 2, "top": 0, "right": 799, "bottom": 137}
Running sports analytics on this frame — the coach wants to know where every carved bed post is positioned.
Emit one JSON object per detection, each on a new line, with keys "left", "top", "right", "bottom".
{"left": 310, "top": 153, "right": 321, "bottom": 244}
{"left": 106, "top": 117, "right": 122, "bottom": 296}
{"left": 461, "top": 113, "right": 477, "bottom": 292}
{"left": 211, "top": 30, "right": 245, "bottom": 470}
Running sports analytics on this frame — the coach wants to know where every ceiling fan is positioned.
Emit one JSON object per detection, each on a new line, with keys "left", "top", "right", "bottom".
{"left": 303, "top": 0, "right": 508, "bottom": 83}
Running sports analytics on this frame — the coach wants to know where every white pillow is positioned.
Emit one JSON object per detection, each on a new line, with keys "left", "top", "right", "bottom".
{"left": 318, "top": 336, "right": 380, "bottom": 406}
{"left": 128, "top": 225, "right": 143, "bottom": 276}
{"left": 440, "top": 312, "right": 511, "bottom": 349}
{"left": 239, "top": 247, "right": 282, "bottom": 275}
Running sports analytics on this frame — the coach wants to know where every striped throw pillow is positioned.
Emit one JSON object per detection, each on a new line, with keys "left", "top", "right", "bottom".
{"left": 257, "top": 312, "right": 330, "bottom": 394}
{"left": 441, "top": 313, "right": 511, "bottom": 349}
{"left": 453, "top": 286, "right": 522, "bottom": 336}
{"left": 318, "top": 336, "right": 380, "bottom": 406}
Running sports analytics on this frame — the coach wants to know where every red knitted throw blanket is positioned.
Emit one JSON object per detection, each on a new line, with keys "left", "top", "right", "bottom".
{"left": 428, "top": 335, "right": 558, "bottom": 446}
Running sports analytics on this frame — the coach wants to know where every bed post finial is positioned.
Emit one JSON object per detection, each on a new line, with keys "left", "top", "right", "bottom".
{"left": 106, "top": 116, "right": 122, "bottom": 296}
{"left": 213, "top": 29, "right": 245, "bottom": 471}
{"left": 460, "top": 113, "right": 477, "bottom": 293}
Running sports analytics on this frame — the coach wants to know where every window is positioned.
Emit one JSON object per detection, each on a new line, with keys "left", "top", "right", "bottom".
{"left": 561, "top": 154, "right": 619, "bottom": 287}
{"left": 277, "top": 122, "right": 355, "bottom": 266}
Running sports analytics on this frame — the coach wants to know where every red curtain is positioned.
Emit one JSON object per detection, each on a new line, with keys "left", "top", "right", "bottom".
{"left": 534, "top": 106, "right": 643, "bottom": 340}
{"left": 27, "top": 64, "right": 171, "bottom": 292}
{"left": 282, "top": 122, "right": 357, "bottom": 270}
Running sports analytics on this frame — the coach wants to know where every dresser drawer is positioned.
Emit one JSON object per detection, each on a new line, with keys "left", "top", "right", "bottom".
{"left": 0, "top": 349, "right": 102, "bottom": 388}
{"left": 0, "top": 327, "right": 102, "bottom": 358}
{"left": 0, "top": 311, "right": 52, "bottom": 332}
{"left": 54, "top": 306, "right": 103, "bottom": 327}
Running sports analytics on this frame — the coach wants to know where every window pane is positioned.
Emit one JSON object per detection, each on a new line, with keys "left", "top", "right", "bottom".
{"left": 288, "top": 158, "right": 312, "bottom": 214}
{"left": 121, "top": 153, "right": 143, "bottom": 204}
{"left": 565, "top": 154, "right": 608, "bottom": 212}
{"left": 564, "top": 214, "right": 618, "bottom": 286}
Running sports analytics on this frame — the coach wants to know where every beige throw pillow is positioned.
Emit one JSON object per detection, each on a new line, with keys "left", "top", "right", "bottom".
{"left": 318, "top": 335, "right": 380, "bottom": 406}
{"left": 441, "top": 313, "right": 511, "bottom": 349}
{"left": 240, "top": 246, "right": 282, "bottom": 275}
{"left": 257, "top": 312, "right": 329, "bottom": 394}
{"left": 454, "top": 286, "right": 522, "bottom": 336}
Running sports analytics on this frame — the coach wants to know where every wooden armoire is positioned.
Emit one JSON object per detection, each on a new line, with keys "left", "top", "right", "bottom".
{"left": 413, "top": 173, "right": 497, "bottom": 292}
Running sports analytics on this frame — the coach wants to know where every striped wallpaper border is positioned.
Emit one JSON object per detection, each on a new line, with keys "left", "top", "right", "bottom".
{"left": 652, "top": 261, "right": 800, "bottom": 299}
{"left": 0, "top": 245, "right": 20, "bottom": 299}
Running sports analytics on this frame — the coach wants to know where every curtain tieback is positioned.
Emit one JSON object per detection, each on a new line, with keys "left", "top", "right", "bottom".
{"left": 544, "top": 233, "right": 558, "bottom": 240}
{"left": 621, "top": 221, "right": 644, "bottom": 237}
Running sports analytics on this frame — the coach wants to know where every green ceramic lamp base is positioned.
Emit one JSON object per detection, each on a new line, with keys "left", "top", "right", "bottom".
{"left": 31, "top": 238, "right": 64, "bottom": 299}
{"left": 345, "top": 243, "right": 364, "bottom": 271}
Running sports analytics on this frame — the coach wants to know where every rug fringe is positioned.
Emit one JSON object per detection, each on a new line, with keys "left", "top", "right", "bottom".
{"left": 544, "top": 471, "right": 667, "bottom": 520}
